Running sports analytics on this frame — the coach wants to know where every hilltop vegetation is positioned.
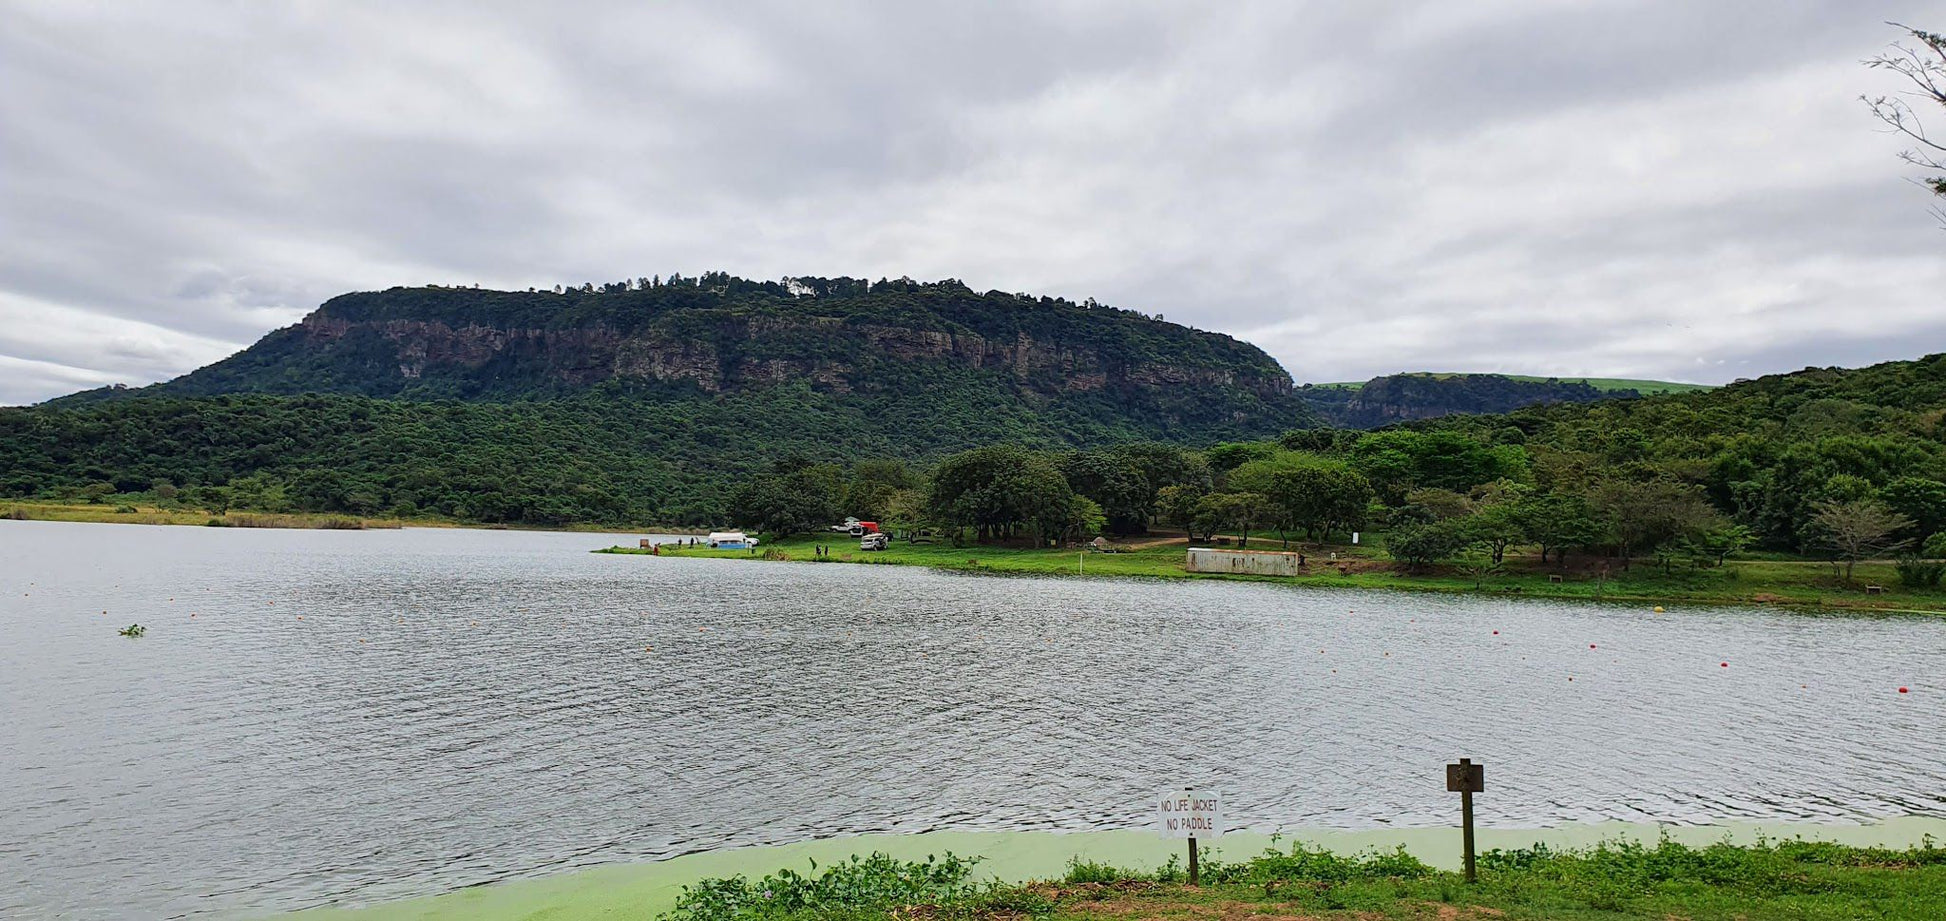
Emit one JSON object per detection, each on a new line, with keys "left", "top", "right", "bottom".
{"left": 1300, "top": 373, "right": 1648, "bottom": 428}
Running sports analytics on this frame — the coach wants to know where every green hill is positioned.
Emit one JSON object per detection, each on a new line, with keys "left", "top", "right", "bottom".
{"left": 1299, "top": 372, "right": 1689, "bottom": 428}
{"left": 1310, "top": 373, "right": 1711, "bottom": 394}
{"left": 6, "top": 275, "right": 1317, "bottom": 525}
{"left": 1420, "top": 355, "right": 1946, "bottom": 550}
{"left": 1499, "top": 375, "right": 1714, "bottom": 395}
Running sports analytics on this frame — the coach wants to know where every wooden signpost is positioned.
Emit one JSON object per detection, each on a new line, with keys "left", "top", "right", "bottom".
{"left": 1157, "top": 788, "right": 1221, "bottom": 885}
{"left": 1445, "top": 758, "right": 1485, "bottom": 882}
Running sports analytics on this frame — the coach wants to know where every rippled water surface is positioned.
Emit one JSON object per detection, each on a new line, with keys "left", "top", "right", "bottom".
{"left": 2, "top": 520, "right": 1942, "bottom": 919}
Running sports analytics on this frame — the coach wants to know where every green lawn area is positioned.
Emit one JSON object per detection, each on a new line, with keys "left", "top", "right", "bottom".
{"left": 604, "top": 532, "right": 1946, "bottom": 613}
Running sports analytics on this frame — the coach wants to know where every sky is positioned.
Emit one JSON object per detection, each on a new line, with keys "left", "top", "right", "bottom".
{"left": 2, "top": 1, "right": 1942, "bottom": 405}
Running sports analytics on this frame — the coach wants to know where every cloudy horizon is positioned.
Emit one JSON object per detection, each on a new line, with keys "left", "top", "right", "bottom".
{"left": 3, "top": 1, "right": 1942, "bottom": 405}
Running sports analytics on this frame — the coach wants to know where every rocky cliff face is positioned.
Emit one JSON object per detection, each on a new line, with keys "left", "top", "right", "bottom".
{"left": 148, "top": 278, "right": 1298, "bottom": 407}
{"left": 287, "top": 312, "right": 1294, "bottom": 399}
{"left": 84, "top": 276, "right": 1316, "bottom": 442}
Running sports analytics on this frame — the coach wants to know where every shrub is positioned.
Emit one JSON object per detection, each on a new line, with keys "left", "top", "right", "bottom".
{"left": 1896, "top": 555, "right": 1946, "bottom": 587}
{"left": 665, "top": 853, "right": 983, "bottom": 921}
{"left": 1062, "top": 857, "right": 1127, "bottom": 884}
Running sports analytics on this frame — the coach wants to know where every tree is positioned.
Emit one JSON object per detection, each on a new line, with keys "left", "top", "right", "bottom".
{"left": 1386, "top": 520, "right": 1467, "bottom": 572}
{"left": 1864, "top": 23, "right": 1946, "bottom": 226}
{"left": 1057, "top": 451, "right": 1152, "bottom": 535}
{"left": 727, "top": 464, "right": 844, "bottom": 537}
{"left": 1677, "top": 524, "right": 1754, "bottom": 569}
{"left": 1050, "top": 495, "right": 1107, "bottom": 544}
{"left": 1155, "top": 483, "right": 1208, "bottom": 538}
{"left": 1513, "top": 493, "right": 1603, "bottom": 565}
{"left": 841, "top": 459, "right": 920, "bottom": 520}
{"left": 1589, "top": 479, "right": 1719, "bottom": 567}
{"left": 1195, "top": 492, "right": 1264, "bottom": 547}
{"left": 926, "top": 445, "right": 1074, "bottom": 544}
{"left": 1809, "top": 499, "right": 1914, "bottom": 583}
{"left": 1232, "top": 455, "right": 1373, "bottom": 547}
{"left": 1459, "top": 500, "right": 1526, "bottom": 565}
{"left": 1881, "top": 475, "right": 1946, "bottom": 538}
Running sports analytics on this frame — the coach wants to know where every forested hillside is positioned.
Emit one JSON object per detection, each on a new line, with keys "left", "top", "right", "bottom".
{"left": 1421, "top": 354, "right": 1946, "bottom": 551}
{"left": 719, "top": 353, "right": 1946, "bottom": 574}
{"left": 3, "top": 276, "right": 1318, "bottom": 525}
{"left": 1300, "top": 373, "right": 1641, "bottom": 428}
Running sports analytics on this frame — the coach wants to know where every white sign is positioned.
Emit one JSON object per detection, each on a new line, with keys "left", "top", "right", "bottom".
{"left": 1156, "top": 789, "right": 1222, "bottom": 839}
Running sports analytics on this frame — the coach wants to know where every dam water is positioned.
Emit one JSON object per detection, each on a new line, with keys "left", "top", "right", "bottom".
{"left": 2, "top": 520, "right": 1941, "bottom": 919}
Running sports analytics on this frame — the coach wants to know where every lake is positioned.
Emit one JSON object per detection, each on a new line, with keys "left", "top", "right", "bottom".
{"left": 2, "top": 520, "right": 1941, "bottom": 920}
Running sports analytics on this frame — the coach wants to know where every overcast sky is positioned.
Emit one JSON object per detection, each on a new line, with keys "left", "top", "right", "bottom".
{"left": 3, "top": 1, "right": 1942, "bottom": 405}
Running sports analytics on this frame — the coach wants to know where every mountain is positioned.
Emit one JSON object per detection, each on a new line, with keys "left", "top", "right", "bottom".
{"left": 8, "top": 275, "right": 1318, "bottom": 525}
{"left": 1298, "top": 373, "right": 1660, "bottom": 428}
{"left": 62, "top": 275, "right": 1303, "bottom": 416}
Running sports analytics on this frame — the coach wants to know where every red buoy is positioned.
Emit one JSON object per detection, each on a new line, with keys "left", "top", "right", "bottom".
{"left": 1720, "top": 662, "right": 1728, "bottom": 668}
{"left": 1900, "top": 687, "right": 1910, "bottom": 694}
{"left": 1590, "top": 643, "right": 1597, "bottom": 649}
{"left": 1492, "top": 630, "right": 1499, "bottom": 635}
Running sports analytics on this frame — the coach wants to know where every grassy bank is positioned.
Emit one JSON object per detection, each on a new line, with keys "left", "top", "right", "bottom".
{"left": 0, "top": 501, "right": 402, "bottom": 529}
{"left": 0, "top": 500, "right": 676, "bottom": 533}
{"left": 662, "top": 837, "right": 1946, "bottom": 921}
{"left": 286, "top": 820, "right": 1946, "bottom": 921}
{"left": 601, "top": 533, "right": 1946, "bottom": 614}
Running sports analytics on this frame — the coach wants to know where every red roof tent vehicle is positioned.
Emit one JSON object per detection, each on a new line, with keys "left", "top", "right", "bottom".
{"left": 855, "top": 521, "right": 880, "bottom": 534}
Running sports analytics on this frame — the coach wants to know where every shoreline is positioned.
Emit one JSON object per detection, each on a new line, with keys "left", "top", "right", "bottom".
{"left": 603, "top": 537, "right": 1946, "bottom": 615}
{"left": 284, "top": 817, "right": 1946, "bottom": 920}
{"left": 0, "top": 501, "right": 698, "bottom": 535}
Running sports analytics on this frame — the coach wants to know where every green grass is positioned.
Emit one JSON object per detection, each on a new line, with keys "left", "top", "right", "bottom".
{"left": 659, "top": 838, "right": 1946, "bottom": 921}
{"left": 603, "top": 533, "right": 1946, "bottom": 613}
{"left": 1498, "top": 375, "right": 1716, "bottom": 394}
{"left": 0, "top": 500, "right": 664, "bottom": 533}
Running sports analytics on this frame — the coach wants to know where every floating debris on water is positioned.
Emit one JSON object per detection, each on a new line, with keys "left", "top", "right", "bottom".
{"left": 118, "top": 624, "right": 145, "bottom": 638}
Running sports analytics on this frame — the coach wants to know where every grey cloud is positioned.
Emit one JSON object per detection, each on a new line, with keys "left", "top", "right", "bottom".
{"left": 2, "top": 0, "right": 1942, "bottom": 406}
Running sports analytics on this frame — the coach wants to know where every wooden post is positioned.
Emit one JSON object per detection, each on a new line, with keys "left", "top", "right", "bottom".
{"left": 1188, "top": 836, "right": 1199, "bottom": 886}
{"left": 1445, "top": 758, "right": 1484, "bottom": 883}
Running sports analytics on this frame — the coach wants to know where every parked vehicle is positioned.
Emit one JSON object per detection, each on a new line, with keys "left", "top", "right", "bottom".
{"left": 860, "top": 532, "right": 889, "bottom": 551}
{"left": 706, "top": 531, "right": 758, "bottom": 549}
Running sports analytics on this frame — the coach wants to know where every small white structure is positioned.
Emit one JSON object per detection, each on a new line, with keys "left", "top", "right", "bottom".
{"left": 1185, "top": 547, "right": 1300, "bottom": 577}
{"left": 707, "top": 531, "right": 758, "bottom": 549}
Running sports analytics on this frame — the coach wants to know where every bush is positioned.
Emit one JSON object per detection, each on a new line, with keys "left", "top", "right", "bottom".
{"left": 665, "top": 853, "right": 984, "bottom": 921}
{"left": 1204, "top": 843, "right": 1433, "bottom": 885}
{"left": 1062, "top": 857, "right": 1126, "bottom": 884}
{"left": 1385, "top": 521, "right": 1468, "bottom": 571}
{"left": 1897, "top": 556, "right": 1945, "bottom": 587}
